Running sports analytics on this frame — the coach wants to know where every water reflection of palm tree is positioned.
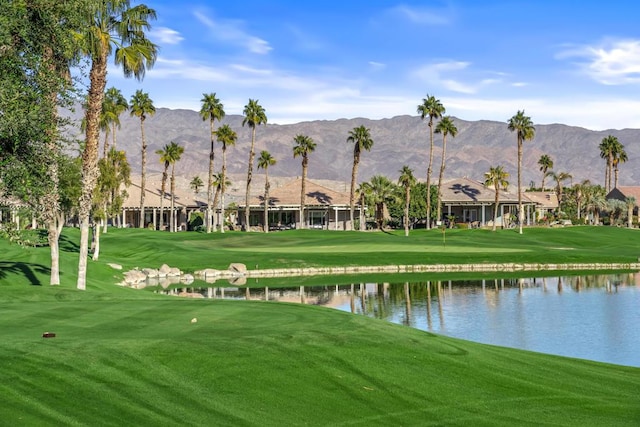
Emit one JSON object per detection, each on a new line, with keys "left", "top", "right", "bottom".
{"left": 300, "top": 286, "right": 306, "bottom": 304}
{"left": 437, "top": 281, "right": 445, "bottom": 329}
{"left": 426, "top": 281, "right": 433, "bottom": 330}
{"left": 350, "top": 284, "right": 355, "bottom": 314}
{"left": 404, "top": 282, "right": 411, "bottom": 326}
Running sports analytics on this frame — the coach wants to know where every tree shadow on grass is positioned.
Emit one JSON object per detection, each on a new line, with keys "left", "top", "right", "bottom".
{"left": 0, "top": 261, "right": 50, "bottom": 286}
{"left": 59, "top": 234, "right": 79, "bottom": 253}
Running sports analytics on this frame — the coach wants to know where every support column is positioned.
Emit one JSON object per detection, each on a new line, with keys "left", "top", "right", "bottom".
{"left": 152, "top": 208, "right": 157, "bottom": 230}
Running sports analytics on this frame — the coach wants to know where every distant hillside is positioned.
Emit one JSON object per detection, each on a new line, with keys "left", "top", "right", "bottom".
{"left": 64, "top": 107, "right": 640, "bottom": 189}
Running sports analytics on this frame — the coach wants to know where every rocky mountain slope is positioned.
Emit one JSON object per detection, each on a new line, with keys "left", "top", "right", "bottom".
{"left": 65, "top": 107, "right": 640, "bottom": 191}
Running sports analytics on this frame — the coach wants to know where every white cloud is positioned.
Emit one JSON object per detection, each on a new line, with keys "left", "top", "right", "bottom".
{"left": 149, "top": 27, "right": 184, "bottom": 45}
{"left": 388, "top": 4, "right": 451, "bottom": 25}
{"left": 557, "top": 39, "right": 640, "bottom": 85}
{"left": 193, "top": 10, "right": 272, "bottom": 55}
{"left": 368, "top": 61, "right": 386, "bottom": 70}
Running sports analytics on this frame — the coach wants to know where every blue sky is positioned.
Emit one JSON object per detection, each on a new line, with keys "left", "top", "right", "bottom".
{"left": 106, "top": 0, "right": 640, "bottom": 130}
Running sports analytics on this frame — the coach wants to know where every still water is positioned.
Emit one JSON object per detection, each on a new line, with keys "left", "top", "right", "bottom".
{"left": 157, "top": 273, "right": 640, "bottom": 367}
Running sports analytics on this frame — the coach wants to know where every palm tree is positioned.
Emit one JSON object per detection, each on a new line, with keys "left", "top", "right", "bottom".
{"left": 130, "top": 89, "right": 156, "bottom": 229}
{"left": 356, "top": 182, "right": 373, "bottom": 230}
{"left": 347, "top": 126, "right": 374, "bottom": 231}
{"left": 200, "top": 93, "right": 225, "bottom": 233}
{"left": 417, "top": 95, "right": 445, "bottom": 229}
{"left": 538, "top": 154, "right": 553, "bottom": 190}
{"left": 242, "top": 99, "right": 268, "bottom": 230}
{"left": 257, "top": 150, "right": 276, "bottom": 233}
{"left": 507, "top": 110, "right": 535, "bottom": 235}
{"left": 599, "top": 135, "right": 618, "bottom": 193}
{"left": 75, "top": 1, "right": 157, "bottom": 290}
{"left": 292, "top": 134, "right": 316, "bottom": 229}
{"left": 434, "top": 116, "right": 457, "bottom": 222}
{"left": 215, "top": 124, "right": 237, "bottom": 233}
{"left": 190, "top": 176, "right": 203, "bottom": 195}
{"left": 612, "top": 143, "right": 627, "bottom": 190}
{"left": 398, "top": 166, "right": 416, "bottom": 237}
{"left": 625, "top": 197, "right": 636, "bottom": 228}
{"left": 156, "top": 143, "right": 173, "bottom": 231}
{"left": 211, "top": 172, "right": 232, "bottom": 232}
{"left": 103, "top": 87, "right": 128, "bottom": 153}
{"left": 573, "top": 179, "right": 591, "bottom": 220}
{"left": 484, "top": 166, "right": 510, "bottom": 231}
{"left": 547, "top": 171, "right": 572, "bottom": 209}
{"left": 367, "top": 175, "right": 397, "bottom": 230}
{"left": 168, "top": 142, "right": 185, "bottom": 232}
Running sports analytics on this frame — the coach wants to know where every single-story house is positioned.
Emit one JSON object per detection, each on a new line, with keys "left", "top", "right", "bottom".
{"left": 523, "top": 191, "right": 560, "bottom": 221}
{"left": 606, "top": 186, "right": 640, "bottom": 215}
{"left": 237, "top": 178, "right": 361, "bottom": 231}
{"left": 440, "top": 177, "right": 537, "bottom": 227}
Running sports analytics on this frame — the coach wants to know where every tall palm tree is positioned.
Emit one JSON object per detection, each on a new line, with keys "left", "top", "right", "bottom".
{"left": 168, "top": 142, "right": 185, "bottom": 232}
{"left": 573, "top": 179, "right": 591, "bottom": 220}
{"left": 507, "top": 110, "right": 535, "bottom": 235}
{"left": 155, "top": 143, "right": 173, "bottom": 231}
{"left": 347, "top": 125, "right": 374, "bottom": 231}
{"left": 612, "top": 143, "right": 627, "bottom": 190}
{"left": 75, "top": 1, "right": 157, "bottom": 290}
{"left": 484, "top": 166, "right": 510, "bottom": 231}
{"left": 417, "top": 95, "right": 445, "bottom": 229}
{"left": 242, "top": 99, "right": 267, "bottom": 230}
{"left": 357, "top": 182, "right": 373, "bottom": 230}
{"left": 398, "top": 166, "right": 416, "bottom": 237}
{"left": 547, "top": 171, "right": 572, "bottom": 209}
{"left": 625, "top": 197, "right": 636, "bottom": 228}
{"left": 434, "top": 116, "right": 457, "bottom": 222}
{"left": 257, "top": 150, "right": 276, "bottom": 233}
{"left": 200, "top": 93, "right": 225, "bottom": 233}
{"left": 103, "top": 86, "right": 128, "bottom": 153}
{"left": 211, "top": 172, "right": 232, "bottom": 232}
{"left": 538, "top": 154, "right": 553, "bottom": 190}
{"left": 292, "top": 134, "right": 316, "bottom": 229}
{"left": 215, "top": 124, "right": 237, "bottom": 233}
{"left": 130, "top": 89, "right": 156, "bottom": 229}
{"left": 599, "top": 135, "right": 618, "bottom": 193}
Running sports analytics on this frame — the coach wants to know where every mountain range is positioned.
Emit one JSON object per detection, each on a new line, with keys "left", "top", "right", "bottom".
{"left": 65, "top": 107, "right": 640, "bottom": 193}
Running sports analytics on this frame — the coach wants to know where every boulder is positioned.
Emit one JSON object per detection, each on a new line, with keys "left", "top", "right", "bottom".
{"left": 180, "top": 274, "right": 195, "bottom": 285}
{"left": 168, "top": 267, "right": 181, "bottom": 277}
{"left": 108, "top": 263, "right": 122, "bottom": 270}
{"left": 158, "top": 264, "right": 171, "bottom": 277}
{"left": 142, "top": 268, "right": 159, "bottom": 278}
{"left": 124, "top": 269, "right": 147, "bottom": 286}
{"left": 228, "top": 263, "right": 247, "bottom": 274}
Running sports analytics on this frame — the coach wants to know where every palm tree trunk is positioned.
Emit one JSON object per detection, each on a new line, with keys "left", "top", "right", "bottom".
{"left": 492, "top": 187, "right": 499, "bottom": 232}
{"left": 300, "top": 158, "right": 308, "bottom": 229}
{"left": 264, "top": 172, "right": 270, "bottom": 233}
{"left": 404, "top": 186, "right": 410, "bottom": 237}
{"left": 349, "top": 153, "right": 360, "bottom": 231}
{"left": 244, "top": 127, "right": 256, "bottom": 230}
{"left": 614, "top": 166, "right": 619, "bottom": 190}
{"left": 102, "top": 129, "right": 109, "bottom": 159}
{"left": 426, "top": 121, "right": 434, "bottom": 230}
{"left": 517, "top": 138, "right": 523, "bottom": 235}
{"left": 436, "top": 134, "right": 447, "bottom": 222}
{"left": 159, "top": 170, "right": 167, "bottom": 230}
{"left": 170, "top": 163, "right": 176, "bottom": 232}
{"left": 92, "top": 220, "right": 101, "bottom": 261}
{"left": 139, "top": 117, "right": 147, "bottom": 228}
{"left": 207, "top": 119, "right": 215, "bottom": 233}
{"left": 221, "top": 147, "right": 227, "bottom": 233}
{"left": 212, "top": 184, "right": 221, "bottom": 231}
{"left": 607, "top": 154, "right": 613, "bottom": 192}
{"left": 77, "top": 49, "right": 108, "bottom": 290}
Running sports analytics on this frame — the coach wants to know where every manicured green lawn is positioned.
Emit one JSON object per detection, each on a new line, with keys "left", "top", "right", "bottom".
{"left": 1, "top": 227, "right": 639, "bottom": 425}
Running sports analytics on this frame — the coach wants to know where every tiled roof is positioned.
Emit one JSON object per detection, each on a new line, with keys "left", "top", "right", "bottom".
{"left": 440, "top": 177, "right": 530, "bottom": 204}
{"left": 120, "top": 180, "right": 206, "bottom": 210}
{"left": 524, "top": 191, "right": 559, "bottom": 209}
{"left": 609, "top": 187, "right": 640, "bottom": 205}
{"left": 243, "top": 178, "right": 351, "bottom": 207}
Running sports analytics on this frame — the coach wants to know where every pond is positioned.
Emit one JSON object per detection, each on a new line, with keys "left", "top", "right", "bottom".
{"left": 155, "top": 273, "right": 640, "bottom": 367}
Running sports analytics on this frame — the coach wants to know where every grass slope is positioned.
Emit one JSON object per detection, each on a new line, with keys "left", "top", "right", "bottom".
{"left": 1, "top": 227, "right": 640, "bottom": 425}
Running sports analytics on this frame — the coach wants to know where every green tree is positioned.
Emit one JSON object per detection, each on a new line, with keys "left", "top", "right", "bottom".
{"left": 211, "top": 172, "right": 232, "bottom": 232}
{"left": 103, "top": 87, "right": 128, "bottom": 155}
{"left": 484, "top": 166, "right": 510, "bottom": 231}
{"left": 257, "top": 150, "right": 276, "bottom": 233}
{"left": 398, "top": 166, "right": 416, "bottom": 237}
{"left": 612, "top": 144, "right": 627, "bottom": 190}
{"left": 215, "top": 124, "right": 237, "bottom": 234}
{"left": 599, "top": 135, "right": 618, "bottom": 193}
{"left": 156, "top": 143, "right": 173, "bottom": 231}
{"left": 366, "top": 175, "right": 397, "bottom": 230}
{"left": 507, "top": 110, "right": 535, "bottom": 234}
{"left": 200, "top": 93, "right": 225, "bottom": 233}
{"left": 75, "top": 1, "right": 157, "bottom": 290}
{"left": 190, "top": 176, "right": 204, "bottom": 194}
{"left": 242, "top": 99, "right": 268, "bottom": 230}
{"left": 417, "top": 95, "right": 445, "bottom": 229}
{"left": 546, "top": 171, "right": 572, "bottom": 210}
{"left": 347, "top": 125, "right": 374, "bottom": 231}
{"left": 292, "top": 134, "right": 316, "bottom": 229}
{"left": 538, "top": 154, "right": 553, "bottom": 190}
{"left": 129, "top": 89, "right": 156, "bottom": 229}
{"left": 435, "top": 116, "right": 457, "bottom": 222}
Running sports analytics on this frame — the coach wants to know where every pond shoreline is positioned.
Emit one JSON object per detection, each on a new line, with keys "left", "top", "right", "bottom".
{"left": 196, "top": 262, "right": 640, "bottom": 281}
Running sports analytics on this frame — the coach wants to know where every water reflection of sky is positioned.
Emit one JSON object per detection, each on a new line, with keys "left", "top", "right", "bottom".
{"left": 157, "top": 274, "right": 640, "bottom": 367}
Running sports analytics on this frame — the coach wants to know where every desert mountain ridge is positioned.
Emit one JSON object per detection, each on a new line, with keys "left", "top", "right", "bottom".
{"left": 64, "top": 107, "right": 640, "bottom": 192}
